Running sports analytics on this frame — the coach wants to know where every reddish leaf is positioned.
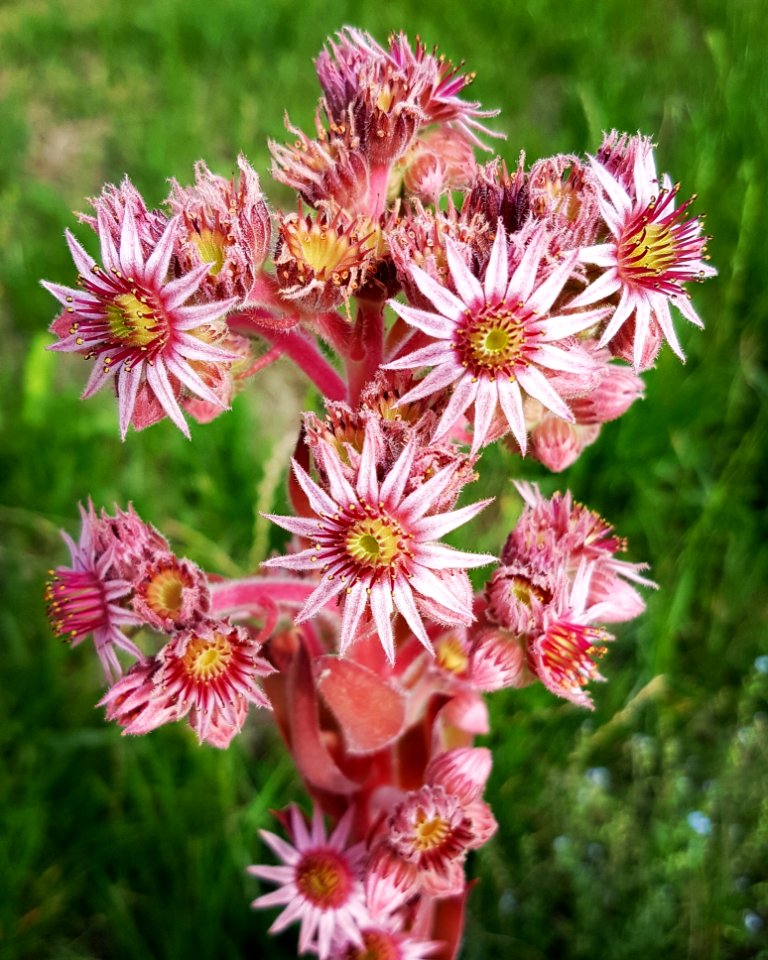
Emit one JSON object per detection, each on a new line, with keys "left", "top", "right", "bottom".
{"left": 316, "top": 656, "right": 406, "bottom": 756}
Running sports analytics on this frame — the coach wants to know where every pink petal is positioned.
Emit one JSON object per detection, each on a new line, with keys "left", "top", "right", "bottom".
{"left": 117, "top": 363, "right": 143, "bottom": 439}
{"left": 597, "top": 289, "right": 636, "bottom": 346}
{"left": 119, "top": 205, "right": 144, "bottom": 275}
{"left": 590, "top": 159, "right": 633, "bottom": 217}
{"left": 388, "top": 300, "right": 455, "bottom": 339}
{"left": 506, "top": 228, "right": 546, "bottom": 302}
{"left": 517, "top": 366, "right": 573, "bottom": 421}
{"left": 291, "top": 460, "right": 337, "bottom": 516}
{"left": 380, "top": 437, "right": 416, "bottom": 506}
{"left": 432, "top": 374, "right": 477, "bottom": 441}
{"left": 568, "top": 269, "right": 621, "bottom": 310}
{"left": 470, "top": 376, "right": 498, "bottom": 453}
{"left": 416, "top": 542, "right": 496, "bottom": 569}
{"left": 145, "top": 216, "right": 179, "bottom": 285}
{"left": 393, "top": 361, "right": 462, "bottom": 405}
{"left": 410, "top": 264, "right": 467, "bottom": 321}
{"left": 498, "top": 379, "right": 528, "bottom": 453}
{"left": 445, "top": 236, "right": 484, "bottom": 305}
{"left": 338, "top": 580, "right": 369, "bottom": 655}
{"left": 392, "top": 574, "right": 432, "bottom": 650}
{"left": 484, "top": 222, "right": 509, "bottom": 301}
{"left": 145, "top": 360, "right": 189, "bottom": 437}
{"left": 355, "top": 421, "right": 380, "bottom": 503}
{"left": 527, "top": 251, "right": 578, "bottom": 314}
{"left": 411, "top": 498, "right": 493, "bottom": 540}
{"left": 410, "top": 567, "right": 473, "bottom": 622}
{"left": 296, "top": 574, "right": 345, "bottom": 622}
{"left": 369, "top": 580, "right": 395, "bottom": 663}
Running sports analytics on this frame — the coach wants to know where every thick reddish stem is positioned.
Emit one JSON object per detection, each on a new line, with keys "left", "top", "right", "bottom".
{"left": 346, "top": 299, "right": 385, "bottom": 406}
{"left": 211, "top": 577, "right": 322, "bottom": 616}
{"left": 229, "top": 313, "right": 347, "bottom": 401}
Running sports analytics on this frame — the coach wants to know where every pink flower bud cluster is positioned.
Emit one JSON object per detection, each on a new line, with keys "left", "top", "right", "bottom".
{"left": 41, "top": 24, "right": 714, "bottom": 958}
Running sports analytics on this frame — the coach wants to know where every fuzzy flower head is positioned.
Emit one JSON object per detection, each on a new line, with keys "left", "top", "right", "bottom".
{"left": 264, "top": 421, "right": 495, "bottom": 663}
{"left": 385, "top": 223, "right": 607, "bottom": 454}
{"left": 45, "top": 502, "right": 142, "bottom": 681}
{"left": 100, "top": 619, "right": 273, "bottom": 744}
{"left": 249, "top": 805, "right": 368, "bottom": 959}
{"left": 570, "top": 139, "right": 715, "bottom": 368}
{"left": 43, "top": 190, "right": 238, "bottom": 438}
{"left": 528, "top": 562, "right": 614, "bottom": 709}
{"left": 168, "top": 154, "right": 271, "bottom": 302}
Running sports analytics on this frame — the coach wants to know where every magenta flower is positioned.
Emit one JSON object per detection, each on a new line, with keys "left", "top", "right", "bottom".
{"left": 263, "top": 422, "right": 495, "bottom": 662}
{"left": 45, "top": 502, "right": 142, "bottom": 681}
{"left": 384, "top": 224, "right": 606, "bottom": 453}
{"left": 248, "top": 805, "right": 369, "bottom": 959}
{"left": 569, "top": 150, "right": 716, "bottom": 368}
{"left": 43, "top": 202, "right": 238, "bottom": 438}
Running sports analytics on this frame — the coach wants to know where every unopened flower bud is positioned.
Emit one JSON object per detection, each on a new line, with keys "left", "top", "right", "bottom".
{"left": 571, "top": 365, "right": 645, "bottom": 424}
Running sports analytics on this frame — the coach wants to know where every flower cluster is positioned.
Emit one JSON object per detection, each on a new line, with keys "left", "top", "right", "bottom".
{"left": 46, "top": 501, "right": 272, "bottom": 746}
{"left": 42, "top": 25, "right": 714, "bottom": 958}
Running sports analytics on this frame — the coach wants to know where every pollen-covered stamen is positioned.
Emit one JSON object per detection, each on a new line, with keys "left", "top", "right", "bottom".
{"left": 182, "top": 632, "right": 234, "bottom": 682}
{"left": 105, "top": 289, "right": 167, "bottom": 347}
{"left": 617, "top": 188, "right": 709, "bottom": 295}
{"left": 279, "top": 211, "right": 374, "bottom": 288}
{"left": 345, "top": 515, "right": 404, "bottom": 568}
{"left": 538, "top": 621, "right": 610, "bottom": 692}
{"left": 413, "top": 810, "right": 452, "bottom": 852}
{"left": 189, "top": 224, "right": 229, "bottom": 276}
{"left": 454, "top": 302, "right": 536, "bottom": 377}
{"left": 295, "top": 849, "right": 354, "bottom": 909}
{"left": 45, "top": 568, "right": 109, "bottom": 642}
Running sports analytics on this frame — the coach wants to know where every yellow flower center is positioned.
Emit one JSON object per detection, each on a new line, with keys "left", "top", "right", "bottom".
{"left": 106, "top": 292, "right": 163, "bottom": 347}
{"left": 191, "top": 227, "right": 228, "bottom": 276}
{"left": 295, "top": 851, "right": 351, "bottom": 908}
{"left": 413, "top": 810, "right": 451, "bottom": 851}
{"left": 457, "top": 305, "right": 529, "bottom": 375}
{"left": 144, "top": 567, "right": 187, "bottom": 620}
{"left": 345, "top": 516, "right": 403, "bottom": 568}
{"left": 183, "top": 633, "right": 233, "bottom": 682}
{"left": 621, "top": 222, "right": 677, "bottom": 278}
{"left": 436, "top": 634, "right": 469, "bottom": 675}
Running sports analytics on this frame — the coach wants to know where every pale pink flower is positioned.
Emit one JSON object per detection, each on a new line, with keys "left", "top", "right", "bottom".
{"left": 329, "top": 920, "right": 441, "bottom": 960}
{"left": 248, "top": 805, "right": 369, "bottom": 959}
{"left": 43, "top": 198, "right": 238, "bottom": 438}
{"left": 569, "top": 146, "right": 715, "bottom": 369}
{"left": 45, "top": 502, "right": 142, "bottom": 681}
{"left": 385, "top": 223, "right": 607, "bottom": 453}
{"left": 263, "top": 421, "right": 495, "bottom": 663}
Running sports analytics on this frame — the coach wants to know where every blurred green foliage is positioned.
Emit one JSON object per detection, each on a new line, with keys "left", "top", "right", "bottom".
{"left": 1, "top": 0, "right": 766, "bottom": 957}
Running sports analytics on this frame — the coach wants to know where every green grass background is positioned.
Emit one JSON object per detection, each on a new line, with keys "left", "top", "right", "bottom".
{"left": 1, "top": 0, "right": 766, "bottom": 957}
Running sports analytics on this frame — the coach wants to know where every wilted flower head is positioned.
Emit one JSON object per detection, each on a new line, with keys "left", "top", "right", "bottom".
{"left": 43, "top": 186, "right": 239, "bottom": 438}
{"left": 45, "top": 501, "right": 142, "bottom": 681}
{"left": 264, "top": 420, "right": 495, "bottom": 662}
{"left": 168, "top": 154, "right": 271, "bottom": 301}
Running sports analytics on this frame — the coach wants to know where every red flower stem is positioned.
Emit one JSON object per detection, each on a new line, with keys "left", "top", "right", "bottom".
{"left": 229, "top": 312, "right": 347, "bottom": 401}
{"left": 210, "top": 577, "right": 322, "bottom": 615}
{"left": 346, "top": 299, "right": 385, "bottom": 406}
